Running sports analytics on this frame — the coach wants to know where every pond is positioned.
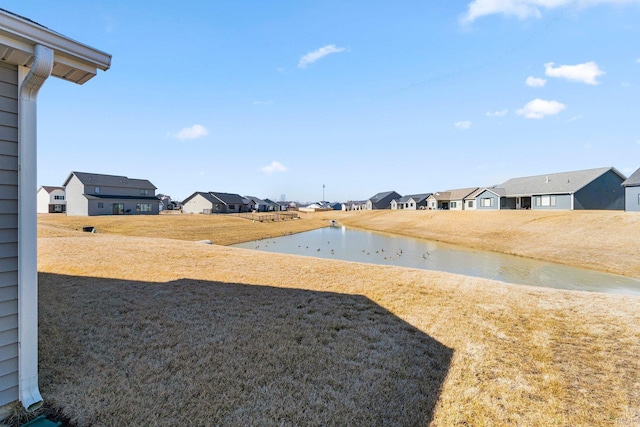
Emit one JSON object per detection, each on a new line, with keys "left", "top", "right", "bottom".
{"left": 232, "top": 226, "right": 640, "bottom": 295}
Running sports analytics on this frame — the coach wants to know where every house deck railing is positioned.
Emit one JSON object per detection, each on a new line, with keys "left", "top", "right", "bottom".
{"left": 231, "top": 212, "right": 298, "bottom": 222}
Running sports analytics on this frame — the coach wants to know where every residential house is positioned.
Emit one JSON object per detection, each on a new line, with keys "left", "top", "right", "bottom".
{"left": 345, "top": 200, "right": 367, "bottom": 211}
{"left": 36, "top": 186, "right": 65, "bottom": 213}
{"left": 244, "top": 196, "right": 270, "bottom": 212}
{"left": 428, "top": 188, "right": 478, "bottom": 210}
{"left": 0, "top": 8, "right": 110, "bottom": 413}
{"left": 182, "top": 191, "right": 248, "bottom": 214}
{"left": 366, "top": 191, "right": 401, "bottom": 210}
{"left": 622, "top": 167, "right": 640, "bottom": 212}
{"left": 391, "top": 193, "right": 431, "bottom": 210}
{"left": 299, "top": 201, "right": 332, "bottom": 212}
{"left": 264, "top": 199, "right": 283, "bottom": 211}
{"left": 64, "top": 172, "right": 158, "bottom": 216}
{"left": 464, "top": 188, "right": 485, "bottom": 210}
{"left": 425, "top": 194, "right": 440, "bottom": 210}
{"left": 474, "top": 187, "right": 506, "bottom": 210}
{"left": 157, "top": 194, "right": 172, "bottom": 212}
{"left": 497, "top": 167, "right": 626, "bottom": 210}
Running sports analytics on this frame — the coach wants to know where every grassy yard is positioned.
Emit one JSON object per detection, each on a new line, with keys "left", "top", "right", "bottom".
{"left": 27, "top": 212, "right": 640, "bottom": 426}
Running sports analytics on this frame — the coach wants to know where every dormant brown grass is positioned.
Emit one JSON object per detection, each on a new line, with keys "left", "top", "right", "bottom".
{"left": 31, "top": 212, "right": 640, "bottom": 426}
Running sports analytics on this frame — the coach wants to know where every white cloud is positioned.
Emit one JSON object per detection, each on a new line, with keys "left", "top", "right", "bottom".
{"left": 454, "top": 121, "right": 472, "bottom": 130}
{"left": 486, "top": 109, "right": 508, "bottom": 117}
{"left": 261, "top": 161, "right": 287, "bottom": 174}
{"left": 461, "top": 0, "right": 640, "bottom": 23}
{"left": 169, "top": 124, "right": 208, "bottom": 140}
{"left": 516, "top": 98, "right": 566, "bottom": 119}
{"left": 526, "top": 76, "right": 547, "bottom": 87}
{"left": 544, "top": 61, "right": 605, "bottom": 85}
{"left": 298, "top": 45, "right": 346, "bottom": 69}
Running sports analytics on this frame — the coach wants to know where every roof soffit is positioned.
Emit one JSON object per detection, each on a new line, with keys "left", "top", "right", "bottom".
{"left": 0, "top": 10, "right": 111, "bottom": 84}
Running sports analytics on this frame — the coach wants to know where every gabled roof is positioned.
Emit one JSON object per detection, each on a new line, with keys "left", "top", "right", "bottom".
{"left": 64, "top": 172, "right": 156, "bottom": 190}
{"left": 369, "top": 191, "right": 399, "bottom": 202}
{"left": 476, "top": 187, "right": 506, "bottom": 197}
{"left": 466, "top": 188, "right": 485, "bottom": 199}
{"left": 396, "top": 193, "right": 432, "bottom": 203}
{"left": 40, "top": 186, "right": 64, "bottom": 193}
{"left": 622, "top": 167, "right": 640, "bottom": 187}
{"left": 431, "top": 191, "right": 450, "bottom": 201}
{"left": 182, "top": 192, "right": 216, "bottom": 205}
{"left": 0, "top": 8, "right": 111, "bottom": 84}
{"left": 209, "top": 192, "right": 246, "bottom": 205}
{"left": 433, "top": 188, "right": 477, "bottom": 201}
{"left": 500, "top": 167, "right": 625, "bottom": 197}
{"left": 244, "top": 196, "right": 268, "bottom": 205}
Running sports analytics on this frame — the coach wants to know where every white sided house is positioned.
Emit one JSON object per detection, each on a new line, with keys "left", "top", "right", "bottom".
{"left": 182, "top": 191, "right": 248, "bottom": 214}
{"left": 390, "top": 193, "right": 431, "bottom": 210}
{"left": 622, "top": 167, "right": 640, "bottom": 212}
{"left": 64, "top": 172, "right": 158, "bottom": 216}
{"left": 0, "top": 9, "right": 110, "bottom": 413}
{"left": 36, "top": 186, "right": 65, "bottom": 213}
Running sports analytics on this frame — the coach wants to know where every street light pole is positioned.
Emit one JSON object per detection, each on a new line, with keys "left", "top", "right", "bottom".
{"left": 323, "top": 184, "right": 325, "bottom": 202}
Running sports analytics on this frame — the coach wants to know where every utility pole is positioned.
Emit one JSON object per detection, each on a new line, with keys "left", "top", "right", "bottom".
{"left": 323, "top": 184, "right": 325, "bottom": 202}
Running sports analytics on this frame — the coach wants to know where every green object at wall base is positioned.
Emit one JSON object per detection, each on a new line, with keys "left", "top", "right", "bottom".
{"left": 20, "top": 415, "right": 62, "bottom": 427}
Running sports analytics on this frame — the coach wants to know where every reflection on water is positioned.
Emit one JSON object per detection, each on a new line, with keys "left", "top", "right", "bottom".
{"left": 232, "top": 226, "right": 640, "bottom": 295}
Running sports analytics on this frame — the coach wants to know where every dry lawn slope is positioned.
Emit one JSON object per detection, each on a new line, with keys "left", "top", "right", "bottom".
{"left": 37, "top": 212, "right": 328, "bottom": 245}
{"left": 36, "top": 232, "right": 640, "bottom": 426}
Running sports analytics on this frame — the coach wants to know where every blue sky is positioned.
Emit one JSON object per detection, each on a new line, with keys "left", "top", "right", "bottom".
{"left": 5, "top": 0, "right": 640, "bottom": 202}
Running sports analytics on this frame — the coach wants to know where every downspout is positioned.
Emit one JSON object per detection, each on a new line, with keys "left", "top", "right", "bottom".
{"left": 17, "top": 44, "right": 53, "bottom": 412}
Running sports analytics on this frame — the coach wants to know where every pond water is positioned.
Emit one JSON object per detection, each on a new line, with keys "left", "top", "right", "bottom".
{"left": 232, "top": 226, "right": 640, "bottom": 295}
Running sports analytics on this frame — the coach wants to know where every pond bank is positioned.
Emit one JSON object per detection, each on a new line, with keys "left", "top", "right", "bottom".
{"left": 316, "top": 210, "right": 640, "bottom": 279}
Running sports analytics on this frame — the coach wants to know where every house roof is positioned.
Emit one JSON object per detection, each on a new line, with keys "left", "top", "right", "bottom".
{"left": 396, "top": 193, "right": 432, "bottom": 203}
{"left": 64, "top": 172, "right": 156, "bottom": 190}
{"left": 0, "top": 8, "right": 111, "bottom": 84}
{"left": 182, "top": 191, "right": 215, "bottom": 205}
{"left": 431, "top": 191, "right": 451, "bottom": 201}
{"left": 500, "top": 167, "right": 625, "bottom": 197}
{"left": 433, "top": 188, "right": 477, "bottom": 201}
{"left": 477, "top": 187, "right": 506, "bottom": 197}
{"left": 40, "top": 186, "right": 64, "bottom": 193}
{"left": 209, "top": 192, "right": 246, "bottom": 205}
{"left": 466, "top": 188, "right": 485, "bottom": 199}
{"left": 369, "top": 191, "right": 399, "bottom": 202}
{"left": 244, "top": 196, "right": 268, "bottom": 205}
{"left": 622, "top": 167, "right": 640, "bottom": 187}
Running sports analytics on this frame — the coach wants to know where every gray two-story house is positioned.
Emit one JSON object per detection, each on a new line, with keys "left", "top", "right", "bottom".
{"left": 64, "top": 172, "right": 158, "bottom": 216}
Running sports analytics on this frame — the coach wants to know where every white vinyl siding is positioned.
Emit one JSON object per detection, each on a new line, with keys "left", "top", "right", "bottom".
{"left": 0, "top": 62, "right": 19, "bottom": 406}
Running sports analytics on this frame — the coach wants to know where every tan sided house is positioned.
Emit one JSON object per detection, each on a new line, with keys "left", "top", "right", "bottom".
{"left": 0, "top": 9, "right": 110, "bottom": 413}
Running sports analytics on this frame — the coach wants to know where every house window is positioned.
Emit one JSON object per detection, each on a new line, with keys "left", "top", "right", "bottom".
{"left": 54, "top": 195, "right": 65, "bottom": 200}
{"left": 136, "top": 203, "right": 152, "bottom": 212}
{"left": 539, "top": 195, "right": 556, "bottom": 207}
{"left": 481, "top": 198, "right": 494, "bottom": 207}
{"left": 140, "top": 189, "right": 149, "bottom": 196}
{"left": 98, "top": 202, "right": 104, "bottom": 209}
{"left": 451, "top": 201, "right": 457, "bottom": 208}
{"left": 468, "top": 200, "right": 474, "bottom": 208}
{"left": 94, "top": 186, "right": 100, "bottom": 194}
{"left": 228, "top": 205, "right": 235, "bottom": 210}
